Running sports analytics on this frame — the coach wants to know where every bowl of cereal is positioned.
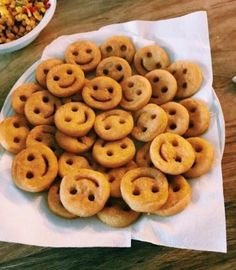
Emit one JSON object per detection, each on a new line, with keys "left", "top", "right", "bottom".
{"left": 0, "top": 0, "right": 56, "bottom": 54}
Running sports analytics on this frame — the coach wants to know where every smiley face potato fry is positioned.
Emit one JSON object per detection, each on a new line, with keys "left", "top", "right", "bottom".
{"left": 0, "top": 35, "right": 214, "bottom": 229}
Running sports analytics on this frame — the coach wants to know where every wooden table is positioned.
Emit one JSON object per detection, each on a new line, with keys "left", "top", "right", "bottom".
{"left": 0, "top": 0, "right": 236, "bottom": 268}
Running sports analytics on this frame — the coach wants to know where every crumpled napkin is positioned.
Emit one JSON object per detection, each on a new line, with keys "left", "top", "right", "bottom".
{"left": 0, "top": 11, "right": 226, "bottom": 252}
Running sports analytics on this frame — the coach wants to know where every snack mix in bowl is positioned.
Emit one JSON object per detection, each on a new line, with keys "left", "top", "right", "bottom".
{"left": 0, "top": 0, "right": 51, "bottom": 44}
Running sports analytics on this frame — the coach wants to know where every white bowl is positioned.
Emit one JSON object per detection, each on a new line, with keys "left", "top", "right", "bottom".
{"left": 0, "top": 0, "right": 57, "bottom": 54}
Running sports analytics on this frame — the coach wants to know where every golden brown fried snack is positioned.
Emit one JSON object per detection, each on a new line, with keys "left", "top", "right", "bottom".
{"left": 161, "top": 102, "right": 189, "bottom": 135}
{"left": 58, "top": 152, "right": 90, "bottom": 178}
{"left": 100, "top": 36, "right": 136, "bottom": 63}
{"left": 97, "top": 197, "right": 140, "bottom": 227}
{"left": 145, "top": 69, "right": 177, "bottom": 105}
{"left": 24, "top": 90, "right": 61, "bottom": 126}
{"left": 94, "top": 109, "right": 133, "bottom": 141}
{"left": 48, "top": 182, "right": 77, "bottom": 219}
{"left": 0, "top": 115, "right": 29, "bottom": 154}
{"left": 60, "top": 169, "right": 110, "bottom": 217}
{"left": 168, "top": 61, "right": 203, "bottom": 99}
{"left": 150, "top": 133, "right": 195, "bottom": 175}
{"left": 46, "top": 63, "right": 85, "bottom": 97}
{"left": 92, "top": 137, "right": 136, "bottom": 168}
{"left": 65, "top": 40, "right": 101, "bottom": 72}
{"left": 154, "top": 175, "right": 192, "bottom": 216}
{"left": 82, "top": 76, "right": 122, "bottom": 110}
{"left": 180, "top": 98, "right": 210, "bottom": 137}
{"left": 184, "top": 137, "right": 214, "bottom": 178}
{"left": 36, "top": 58, "right": 64, "bottom": 88}
{"left": 12, "top": 82, "right": 43, "bottom": 114}
{"left": 132, "top": 103, "right": 168, "bottom": 142}
{"left": 26, "top": 125, "right": 62, "bottom": 157}
{"left": 134, "top": 45, "right": 169, "bottom": 75}
{"left": 120, "top": 167, "right": 168, "bottom": 212}
{"left": 55, "top": 130, "right": 96, "bottom": 154}
{"left": 54, "top": 102, "right": 95, "bottom": 137}
{"left": 120, "top": 75, "right": 152, "bottom": 111}
{"left": 135, "top": 142, "right": 152, "bottom": 167}
{"left": 35, "top": 58, "right": 64, "bottom": 88}
{"left": 12, "top": 144, "right": 58, "bottom": 192}
{"left": 107, "top": 161, "right": 137, "bottom": 198}
{"left": 96, "top": 56, "right": 132, "bottom": 83}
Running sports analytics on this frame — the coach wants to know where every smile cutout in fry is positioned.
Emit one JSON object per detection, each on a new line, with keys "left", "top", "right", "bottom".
{"left": 100, "top": 35, "right": 136, "bottom": 63}
{"left": 96, "top": 56, "right": 132, "bottom": 83}
{"left": 134, "top": 45, "right": 170, "bottom": 75}
{"left": 12, "top": 144, "right": 58, "bottom": 192}
{"left": 92, "top": 137, "right": 136, "bottom": 168}
{"left": 82, "top": 76, "right": 122, "bottom": 110}
{"left": 150, "top": 133, "right": 195, "bottom": 175}
{"left": 54, "top": 102, "right": 95, "bottom": 137}
{"left": 60, "top": 169, "right": 110, "bottom": 217}
{"left": 94, "top": 109, "right": 134, "bottom": 141}
{"left": 46, "top": 63, "right": 85, "bottom": 97}
{"left": 65, "top": 40, "right": 101, "bottom": 72}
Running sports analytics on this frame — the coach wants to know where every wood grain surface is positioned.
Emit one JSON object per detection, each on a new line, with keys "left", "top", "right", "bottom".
{"left": 0, "top": 0, "right": 236, "bottom": 269}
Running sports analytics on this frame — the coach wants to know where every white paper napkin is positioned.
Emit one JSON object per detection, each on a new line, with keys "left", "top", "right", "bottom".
{"left": 0, "top": 11, "right": 226, "bottom": 251}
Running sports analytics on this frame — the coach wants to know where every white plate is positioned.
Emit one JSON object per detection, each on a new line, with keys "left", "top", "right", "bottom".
{"left": 0, "top": 12, "right": 227, "bottom": 251}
